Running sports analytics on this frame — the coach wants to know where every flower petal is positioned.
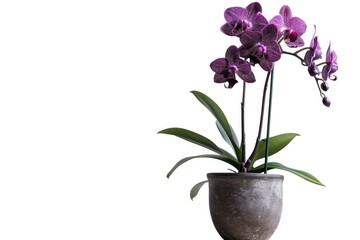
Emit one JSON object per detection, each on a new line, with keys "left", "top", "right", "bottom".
{"left": 261, "top": 24, "right": 278, "bottom": 43}
{"left": 239, "top": 30, "right": 262, "bottom": 47}
{"left": 225, "top": 45, "right": 240, "bottom": 62}
{"left": 288, "top": 17, "right": 307, "bottom": 35}
{"left": 214, "top": 73, "right": 226, "bottom": 83}
{"left": 321, "top": 65, "right": 330, "bottom": 80}
{"left": 224, "top": 7, "right": 247, "bottom": 23}
{"left": 269, "top": 15, "right": 284, "bottom": 32}
{"left": 234, "top": 58, "right": 251, "bottom": 74}
{"left": 304, "top": 50, "right": 313, "bottom": 66}
{"left": 246, "top": 2, "right": 262, "bottom": 20}
{"left": 265, "top": 41, "right": 281, "bottom": 62}
{"left": 259, "top": 59, "right": 273, "bottom": 71}
{"left": 237, "top": 69, "right": 256, "bottom": 83}
{"left": 279, "top": 5, "right": 292, "bottom": 23}
{"left": 239, "top": 45, "right": 256, "bottom": 59}
{"left": 251, "top": 13, "right": 269, "bottom": 31}
{"left": 210, "top": 58, "right": 228, "bottom": 73}
{"left": 220, "top": 23, "right": 234, "bottom": 36}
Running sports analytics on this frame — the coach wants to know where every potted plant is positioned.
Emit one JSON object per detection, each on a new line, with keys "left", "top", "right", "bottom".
{"left": 158, "top": 2, "right": 338, "bottom": 240}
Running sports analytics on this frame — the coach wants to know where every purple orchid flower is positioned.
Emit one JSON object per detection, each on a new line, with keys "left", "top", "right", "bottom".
{"left": 238, "top": 24, "right": 281, "bottom": 71}
{"left": 210, "top": 45, "right": 256, "bottom": 88}
{"left": 270, "top": 5, "right": 306, "bottom": 47}
{"left": 304, "top": 27, "right": 322, "bottom": 65}
{"left": 221, "top": 2, "right": 268, "bottom": 37}
{"left": 322, "top": 43, "right": 338, "bottom": 81}
{"left": 304, "top": 27, "right": 322, "bottom": 76}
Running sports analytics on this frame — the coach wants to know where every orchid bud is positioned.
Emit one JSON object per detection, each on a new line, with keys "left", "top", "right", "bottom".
{"left": 322, "top": 97, "right": 331, "bottom": 107}
{"left": 321, "top": 81, "right": 329, "bottom": 91}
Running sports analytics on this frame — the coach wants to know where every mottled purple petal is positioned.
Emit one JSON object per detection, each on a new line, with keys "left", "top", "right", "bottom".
{"left": 251, "top": 13, "right": 268, "bottom": 31}
{"left": 322, "top": 44, "right": 338, "bottom": 80}
{"left": 239, "top": 30, "right": 262, "bottom": 47}
{"left": 329, "top": 52, "right": 338, "bottom": 75}
{"left": 310, "top": 34, "right": 322, "bottom": 60}
{"left": 233, "top": 58, "right": 251, "bottom": 74}
{"left": 304, "top": 50, "right": 312, "bottom": 66}
{"left": 210, "top": 58, "right": 228, "bottom": 73}
{"left": 313, "top": 39, "right": 322, "bottom": 59}
{"left": 261, "top": 24, "right": 278, "bottom": 43}
{"left": 321, "top": 65, "right": 330, "bottom": 80}
{"left": 224, "top": 7, "right": 247, "bottom": 23}
{"left": 214, "top": 73, "right": 226, "bottom": 83}
{"left": 288, "top": 17, "right": 306, "bottom": 35}
{"left": 239, "top": 45, "right": 256, "bottom": 59}
{"left": 237, "top": 69, "right": 256, "bottom": 83}
{"left": 246, "top": 2, "right": 262, "bottom": 20}
{"left": 220, "top": 23, "right": 234, "bottom": 36}
{"left": 259, "top": 59, "right": 273, "bottom": 71}
{"left": 265, "top": 41, "right": 281, "bottom": 62}
{"left": 279, "top": 5, "right": 292, "bottom": 23}
{"left": 304, "top": 29, "right": 322, "bottom": 67}
{"left": 225, "top": 45, "right": 240, "bottom": 63}
{"left": 269, "top": 15, "right": 284, "bottom": 32}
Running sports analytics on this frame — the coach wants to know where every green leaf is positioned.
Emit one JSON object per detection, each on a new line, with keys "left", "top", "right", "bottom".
{"left": 250, "top": 162, "right": 325, "bottom": 186}
{"left": 191, "top": 91, "right": 241, "bottom": 160}
{"left": 158, "top": 128, "right": 236, "bottom": 160}
{"left": 166, "top": 154, "right": 239, "bottom": 178}
{"left": 190, "top": 180, "right": 208, "bottom": 200}
{"left": 216, "top": 120, "right": 240, "bottom": 154}
{"left": 251, "top": 133, "right": 300, "bottom": 164}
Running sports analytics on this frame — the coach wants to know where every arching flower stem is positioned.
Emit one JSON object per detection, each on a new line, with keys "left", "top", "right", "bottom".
{"left": 294, "top": 47, "right": 311, "bottom": 55}
{"left": 282, "top": 50, "right": 305, "bottom": 63}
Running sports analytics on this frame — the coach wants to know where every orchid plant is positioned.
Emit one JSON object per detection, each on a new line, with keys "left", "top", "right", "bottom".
{"left": 158, "top": 2, "right": 338, "bottom": 199}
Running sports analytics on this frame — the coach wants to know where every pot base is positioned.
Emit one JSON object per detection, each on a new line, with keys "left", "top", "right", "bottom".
{"left": 207, "top": 173, "right": 284, "bottom": 240}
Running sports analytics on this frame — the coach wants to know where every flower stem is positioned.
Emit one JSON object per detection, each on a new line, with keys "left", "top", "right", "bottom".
{"left": 294, "top": 47, "right": 311, "bottom": 55}
{"left": 240, "top": 80, "right": 246, "bottom": 172}
{"left": 282, "top": 51, "right": 305, "bottom": 64}
{"left": 245, "top": 71, "right": 271, "bottom": 170}
{"left": 315, "top": 77, "right": 325, "bottom": 97}
{"left": 265, "top": 67, "right": 275, "bottom": 173}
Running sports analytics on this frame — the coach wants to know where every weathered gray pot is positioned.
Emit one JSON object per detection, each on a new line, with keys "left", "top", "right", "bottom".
{"left": 207, "top": 173, "right": 284, "bottom": 240}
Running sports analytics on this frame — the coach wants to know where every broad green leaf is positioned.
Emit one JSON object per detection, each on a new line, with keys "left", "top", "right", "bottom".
{"left": 158, "top": 128, "right": 236, "bottom": 161}
{"left": 216, "top": 120, "right": 240, "bottom": 154}
{"left": 250, "top": 133, "right": 300, "bottom": 165}
{"left": 250, "top": 162, "right": 325, "bottom": 186}
{"left": 166, "top": 154, "right": 239, "bottom": 178}
{"left": 190, "top": 180, "right": 208, "bottom": 200}
{"left": 191, "top": 91, "right": 241, "bottom": 160}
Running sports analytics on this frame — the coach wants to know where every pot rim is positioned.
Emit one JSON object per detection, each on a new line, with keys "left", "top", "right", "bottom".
{"left": 207, "top": 172, "right": 284, "bottom": 180}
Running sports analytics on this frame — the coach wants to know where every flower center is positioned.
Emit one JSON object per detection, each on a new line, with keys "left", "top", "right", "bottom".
{"left": 253, "top": 44, "right": 266, "bottom": 58}
{"left": 231, "top": 20, "right": 252, "bottom": 35}
{"left": 284, "top": 29, "right": 298, "bottom": 43}
{"left": 223, "top": 66, "right": 236, "bottom": 78}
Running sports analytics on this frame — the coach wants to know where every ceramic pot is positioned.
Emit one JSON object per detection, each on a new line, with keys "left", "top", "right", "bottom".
{"left": 207, "top": 172, "right": 284, "bottom": 240}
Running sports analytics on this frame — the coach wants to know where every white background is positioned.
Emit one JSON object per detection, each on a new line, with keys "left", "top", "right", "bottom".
{"left": 0, "top": 0, "right": 357, "bottom": 239}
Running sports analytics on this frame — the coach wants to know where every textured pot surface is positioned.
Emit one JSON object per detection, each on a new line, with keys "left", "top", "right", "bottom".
{"left": 207, "top": 173, "right": 284, "bottom": 240}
